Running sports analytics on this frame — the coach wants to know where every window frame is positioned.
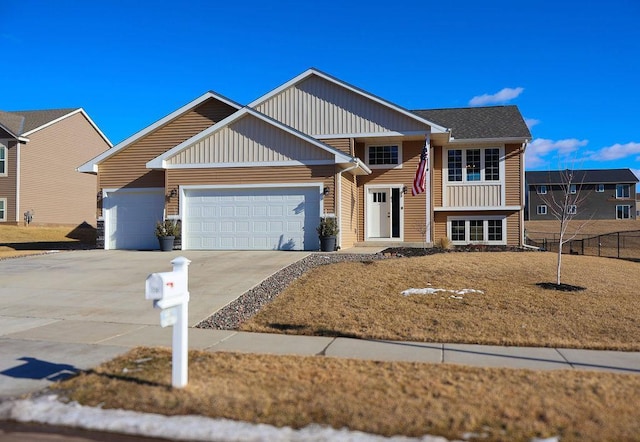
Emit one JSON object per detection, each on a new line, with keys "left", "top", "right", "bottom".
{"left": 567, "top": 205, "right": 577, "bottom": 215}
{"left": 596, "top": 184, "right": 604, "bottom": 192}
{"left": 445, "top": 147, "right": 502, "bottom": 183}
{"left": 0, "top": 143, "right": 7, "bottom": 177}
{"left": 537, "top": 205, "right": 547, "bottom": 215}
{"left": 569, "top": 184, "right": 577, "bottom": 194}
{"left": 0, "top": 198, "right": 6, "bottom": 222}
{"left": 616, "top": 184, "right": 630, "bottom": 199}
{"left": 447, "top": 216, "right": 506, "bottom": 245}
{"left": 537, "top": 185, "right": 547, "bottom": 195}
{"left": 616, "top": 205, "right": 631, "bottom": 219}
{"left": 366, "top": 143, "right": 403, "bottom": 169}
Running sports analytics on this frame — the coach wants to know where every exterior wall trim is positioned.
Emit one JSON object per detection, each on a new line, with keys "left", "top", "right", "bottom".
{"left": 313, "top": 130, "right": 429, "bottom": 139}
{"left": 164, "top": 160, "right": 337, "bottom": 169}
{"left": 434, "top": 205, "right": 521, "bottom": 212}
{"left": 22, "top": 108, "right": 113, "bottom": 147}
{"left": 363, "top": 183, "right": 405, "bottom": 242}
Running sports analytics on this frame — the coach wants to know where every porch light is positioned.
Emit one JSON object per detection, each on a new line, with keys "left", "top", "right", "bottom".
{"left": 402, "top": 186, "right": 408, "bottom": 194}
{"left": 323, "top": 187, "right": 330, "bottom": 196}
{"left": 168, "top": 188, "right": 178, "bottom": 198}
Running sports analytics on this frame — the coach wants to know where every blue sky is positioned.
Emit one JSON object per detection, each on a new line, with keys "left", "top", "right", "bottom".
{"left": 2, "top": 0, "right": 639, "bottom": 178}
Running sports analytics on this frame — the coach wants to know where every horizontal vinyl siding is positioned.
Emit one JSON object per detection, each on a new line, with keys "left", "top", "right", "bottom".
{"left": 505, "top": 144, "right": 523, "bottom": 206}
{"left": 20, "top": 113, "right": 108, "bottom": 226}
{"left": 99, "top": 100, "right": 237, "bottom": 189}
{"left": 169, "top": 115, "right": 333, "bottom": 165}
{"left": 356, "top": 140, "right": 426, "bottom": 242}
{"left": 321, "top": 138, "right": 352, "bottom": 155}
{"left": 0, "top": 140, "right": 18, "bottom": 222}
{"left": 340, "top": 173, "right": 357, "bottom": 248}
{"left": 255, "top": 75, "right": 428, "bottom": 135}
{"left": 166, "top": 165, "right": 336, "bottom": 217}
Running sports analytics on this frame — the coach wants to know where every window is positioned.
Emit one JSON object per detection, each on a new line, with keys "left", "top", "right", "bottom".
{"left": 616, "top": 184, "right": 630, "bottom": 199}
{"left": 537, "top": 205, "right": 547, "bottom": 215}
{"left": 569, "top": 184, "right": 577, "bottom": 194}
{"left": 368, "top": 145, "right": 400, "bottom": 167}
{"left": 448, "top": 150, "right": 463, "bottom": 181}
{"left": 617, "top": 205, "right": 631, "bottom": 219}
{"left": 567, "top": 205, "right": 577, "bottom": 215}
{"left": 372, "top": 192, "right": 386, "bottom": 203}
{"left": 451, "top": 220, "right": 465, "bottom": 241}
{"left": 0, "top": 144, "right": 6, "bottom": 177}
{"left": 447, "top": 148, "right": 501, "bottom": 182}
{"left": 537, "top": 185, "right": 547, "bottom": 195}
{"left": 596, "top": 184, "right": 604, "bottom": 192}
{"left": 484, "top": 148, "right": 500, "bottom": 181}
{"left": 0, "top": 198, "right": 5, "bottom": 222}
{"left": 466, "top": 149, "right": 481, "bottom": 181}
{"left": 448, "top": 217, "right": 505, "bottom": 244}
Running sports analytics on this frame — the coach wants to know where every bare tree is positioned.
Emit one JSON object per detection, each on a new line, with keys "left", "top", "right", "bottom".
{"left": 539, "top": 169, "right": 593, "bottom": 285}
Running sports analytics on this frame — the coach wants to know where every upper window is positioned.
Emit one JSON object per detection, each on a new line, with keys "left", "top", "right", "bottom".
{"left": 596, "top": 184, "right": 604, "bottom": 192}
{"left": 0, "top": 198, "right": 6, "bottom": 221}
{"left": 367, "top": 145, "right": 401, "bottom": 168}
{"left": 616, "top": 184, "right": 630, "bottom": 199}
{"left": 537, "top": 185, "right": 547, "bottom": 195}
{"left": 569, "top": 184, "right": 577, "bottom": 194}
{"left": 567, "top": 205, "right": 577, "bottom": 215}
{"left": 447, "top": 148, "right": 500, "bottom": 182}
{"left": 0, "top": 144, "right": 7, "bottom": 177}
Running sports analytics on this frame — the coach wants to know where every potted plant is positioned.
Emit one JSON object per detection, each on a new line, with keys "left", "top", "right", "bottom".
{"left": 155, "top": 219, "right": 180, "bottom": 251}
{"left": 317, "top": 216, "right": 339, "bottom": 252}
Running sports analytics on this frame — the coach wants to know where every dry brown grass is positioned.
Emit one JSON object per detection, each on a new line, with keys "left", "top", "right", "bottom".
{"left": 53, "top": 347, "right": 640, "bottom": 442}
{"left": 241, "top": 252, "right": 640, "bottom": 350}
{"left": 0, "top": 225, "right": 95, "bottom": 259}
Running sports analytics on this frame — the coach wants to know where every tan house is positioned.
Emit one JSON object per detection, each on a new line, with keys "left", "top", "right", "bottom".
{"left": 79, "top": 69, "right": 531, "bottom": 250}
{"left": 0, "top": 108, "right": 111, "bottom": 226}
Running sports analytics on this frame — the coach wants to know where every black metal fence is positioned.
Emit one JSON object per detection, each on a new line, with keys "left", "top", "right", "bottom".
{"left": 526, "top": 230, "right": 640, "bottom": 261}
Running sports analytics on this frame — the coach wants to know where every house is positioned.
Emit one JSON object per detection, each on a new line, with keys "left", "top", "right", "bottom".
{"left": 0, "top": 109, "right": 111, "bottom": 226}
{"left": 79, "top": 69, "right": 531, "bottom": 250}
{"left": 525, "top": 169, "right": 639, "bottom": 221}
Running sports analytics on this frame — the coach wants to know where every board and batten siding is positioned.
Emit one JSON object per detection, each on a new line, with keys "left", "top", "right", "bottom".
{"left": 355, "top": 140, "right": 427, "bottom": 242}
{"left": 167, "top": 115, "right": 334, "bottom": 165}
{"left": 19, "top": 112, "right": 107, "bottom": 226}
{"left": 99, "top": 100, "right": 237, "bottom": 191}
{"left": 254, "top": 75, "right": 428, "bottom": 136}
{"left": 0, "top": 139, "right": 18, "bottom": 223}
{"left": 165, "top": 165, "right": 336, "bottom": 217}
{"left": 340, "top": 172, "right": 358, "bottom": 248}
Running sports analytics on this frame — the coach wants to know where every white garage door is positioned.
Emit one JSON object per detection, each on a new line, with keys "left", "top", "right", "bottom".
{"left": 184, "top": 186, "right": 321, "bottom": 251}
{"left": 104, "top": 188, "right": 165, "bottom": 250}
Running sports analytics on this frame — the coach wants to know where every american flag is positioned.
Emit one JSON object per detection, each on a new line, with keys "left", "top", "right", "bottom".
{"left": 412, "top": 134, "right": 430, "bottom": 196}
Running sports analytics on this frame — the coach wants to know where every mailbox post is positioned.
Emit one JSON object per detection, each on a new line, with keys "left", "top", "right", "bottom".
{"left": 145, "top": 256, "right": 191, "bottom": 388}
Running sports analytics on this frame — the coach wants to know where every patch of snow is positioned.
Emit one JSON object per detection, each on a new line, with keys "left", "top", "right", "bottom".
{"left": 0, "top": 395, "right": 451, "bottom": 442}
{"left": 401, "top": 288, "right": 484, "bottom": 296}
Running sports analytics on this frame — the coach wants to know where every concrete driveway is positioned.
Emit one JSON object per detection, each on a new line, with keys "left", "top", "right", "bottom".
{"left": 0, "top": 250, "right": 307, "bottom": 398}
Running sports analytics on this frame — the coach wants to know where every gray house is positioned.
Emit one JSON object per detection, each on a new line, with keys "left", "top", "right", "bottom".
{"left": 525, "top": 169, "right": 639, "bottom": 221}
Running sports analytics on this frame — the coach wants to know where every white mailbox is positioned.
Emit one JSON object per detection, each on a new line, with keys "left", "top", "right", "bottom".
{"left": 146, "top": 271, "right": 187, "bottom": 307}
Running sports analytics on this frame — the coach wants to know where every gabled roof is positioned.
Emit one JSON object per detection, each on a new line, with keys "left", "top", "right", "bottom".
{"left": 78, "top": 91, "right": 242, "bottom": 173}
{"left": 0, "top": 108, "right": 112, "bottom": 146}
{"left": 147, "top": 107, "right": 371, "bottom": 175}
{"left": 413, "top": 106, "right": 531, "bottom": 141}
{"left": 249, "top": 68, "right": 449, "bottom": 135}
{"left": 526, "top": 169, "right": 639, "bottom": 185}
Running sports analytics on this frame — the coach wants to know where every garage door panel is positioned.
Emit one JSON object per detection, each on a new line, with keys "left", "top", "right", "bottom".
{"left": 105, "top": 189, "right": 165, "bottom": 250}
{"left": 185, "top": 187, "right": 320, "bottom": 251}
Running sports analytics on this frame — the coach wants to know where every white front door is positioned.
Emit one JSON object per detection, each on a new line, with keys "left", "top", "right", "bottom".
{"left": 367, "top": 188, "right": 391, "bottom": 238}
{"left": 366, "top": 186, "right": 403, "bottom": 240}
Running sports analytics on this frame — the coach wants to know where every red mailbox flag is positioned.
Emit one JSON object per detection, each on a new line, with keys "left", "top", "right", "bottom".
{"left": 412, "top": 134, "right": 430, "bottom": 196}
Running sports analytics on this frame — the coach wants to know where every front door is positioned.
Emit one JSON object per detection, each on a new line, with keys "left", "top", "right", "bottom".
{"left": 366, "top": 186, "right": 402, "bottom": 239}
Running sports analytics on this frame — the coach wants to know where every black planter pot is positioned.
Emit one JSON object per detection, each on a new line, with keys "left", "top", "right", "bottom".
{"left": 319, "top": 235, "right": 336, "bottom": 252}
{"left": 158, "top": 236, "right": 175, "bottom": 251}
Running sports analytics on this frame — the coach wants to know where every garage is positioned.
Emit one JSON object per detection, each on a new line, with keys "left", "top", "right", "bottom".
{"left": 103, "top": 188, "right": 165, "bottom": 250}
{"left": 183, "top": 185, "right": 321, "bottom": 251}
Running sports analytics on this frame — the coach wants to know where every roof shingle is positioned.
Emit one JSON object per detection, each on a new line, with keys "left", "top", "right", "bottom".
{"left": 526, "top": 169, "right": 639, "bottom": 185}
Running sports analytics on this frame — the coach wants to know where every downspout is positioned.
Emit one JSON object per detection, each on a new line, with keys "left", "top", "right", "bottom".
{"left": 520, "top": 140, "right": 528, "bottom": 246}
{"left": 336, "top": 158, "right": 361, "bottom": 249}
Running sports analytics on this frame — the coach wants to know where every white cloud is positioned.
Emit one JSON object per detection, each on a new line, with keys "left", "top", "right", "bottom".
{"left": 587, "top": 142, "right": 640, "bottom": 161}
{"left": 524, "top": 118, "right": 540, "bottom": 130}
{"left": 469, "top": 87, "right": 524, "bottom": 106}
{"left": 526, "top": 138, "right": 588, "bottom": 168}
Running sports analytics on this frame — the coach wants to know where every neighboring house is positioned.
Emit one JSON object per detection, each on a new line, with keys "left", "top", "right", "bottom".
{"left": 79, "top": 69, "right": 531, "bottom": 251}
{"left": 525, "top": 169, "right": 639, "bottom": 221}
{"left": 0, "top": 109, "right": 111, "bottom": 226}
